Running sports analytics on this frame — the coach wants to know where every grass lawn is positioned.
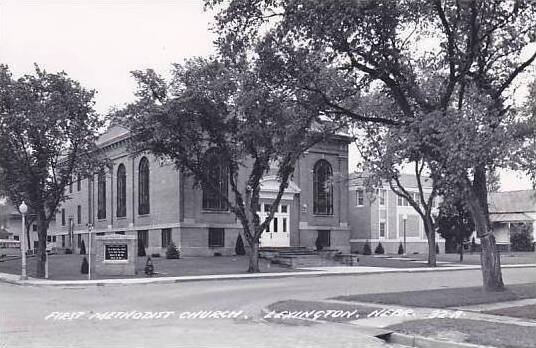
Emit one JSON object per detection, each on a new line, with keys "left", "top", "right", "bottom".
{"left": 266, "top": 299, "right": 381, "bottom": 323}
{"left": 0, "top": 254, "right": 295, "bottom": 280}
{"left": 485, "top": 304, "right": 536, "bottom": 320}
{"left": 334, "top": 283, "right": 536, "bottom": 308}
{"left": 389, "top": 318, "right": 536, "bottom": 348}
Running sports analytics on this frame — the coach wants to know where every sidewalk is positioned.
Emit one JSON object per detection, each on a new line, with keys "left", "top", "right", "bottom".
{"left": 1, "top": 263, "right": 535, "bottom": 287}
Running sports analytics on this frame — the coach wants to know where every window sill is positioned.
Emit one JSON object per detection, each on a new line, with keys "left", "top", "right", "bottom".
{"left": 138, "top": 214, "right": 150, "bottom": 217}
{"left": 116, "top": 216, "right": 128, "bottom": 220}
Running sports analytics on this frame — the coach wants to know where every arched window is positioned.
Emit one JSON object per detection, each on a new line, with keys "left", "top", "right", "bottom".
{"left": 117, "top": 164, "right": 126, "bottom": 218}
{"left": 138, "top": 157, "right": 150, "bottom": 215}
{"left": 313, "top": 159, "right": 333, "bottom": 215}
{"left": 97, "top": 170, "right": 106, "bottom": 219}
{"left": 202, "top": 149, "right": 228, "bottom": 211}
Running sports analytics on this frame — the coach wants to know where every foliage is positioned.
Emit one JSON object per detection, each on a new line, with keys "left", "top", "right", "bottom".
{"left": 0, "top": 65, "right": 104, "bottom": 278}
{"left": 510, "top": 224, "right": 535, "bottom": 252}
{"left": 205, "top": 0, "right": 536, "bottom": 289}
{"left": 118, "top": 57, "right": 342, "bottom": 273}
{"left": 151, "top": 253, "right": 161, "bottom": 258}
{"left": 374, "top": 242, "right": 385, "bottom": 255}
{"left": 363, "top": 241, "right": 371, "bottom": 255}
{"left": 79, "top": 240, "right": 86, "bottom": 255}
{"left": 398, "top": 242, "right": 404, "bottom": 255}
{"left": 165, "top": 242, "right": 180, "bottom": 259}
{"left": 65, "top": 248, "right": 73, "bottom": 255}
{"left": 144, "top": 257, "right": 154, "bottom": 276}
{"left": 81, "top": 256, "right": 88, "bottom": 274}
{"left": 137, "top": 240, "right": 146, "bottom": 257}
{"left": 437, "top": 199, "right": 474, "bottom": 251}
{"left": 235, "top": 234, "right": 245, "bottom": 256}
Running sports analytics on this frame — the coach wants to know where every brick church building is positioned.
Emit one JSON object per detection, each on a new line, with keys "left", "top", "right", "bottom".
{"left": 47, "top": 125, "right": 351, "bottom": 256}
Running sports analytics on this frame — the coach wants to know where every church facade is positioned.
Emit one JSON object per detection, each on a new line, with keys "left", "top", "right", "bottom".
{"left": 46, "top": 125, "right": 351, "bottom": 256}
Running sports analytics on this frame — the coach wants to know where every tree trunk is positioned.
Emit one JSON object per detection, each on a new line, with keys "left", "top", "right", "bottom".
{"left": 459, "top": 239, "right": 464, "bottom": 263}
{"left": 424, "top": 216, "right": 436, "bottom": 267}
{"left": 35, "top": 211, "right": 48, "bottom": 278}
{"left": 466, "top": 167, "right": 504, "bottom": 291}
{"left": 247, "top": 240, "right": 260, "bottom": 273}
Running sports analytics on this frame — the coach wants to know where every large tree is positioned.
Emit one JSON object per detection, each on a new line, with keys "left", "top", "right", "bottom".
{"left": 0, "top": 65, "right": 103, "bottom": 277}
{"left": 207, "top": 0, "right": 536, "bottom": 291}
{"left": 119, "top": 57, "right": 343, "bottom": 273}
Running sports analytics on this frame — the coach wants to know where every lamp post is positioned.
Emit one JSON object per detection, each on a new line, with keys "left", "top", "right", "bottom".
{"left": 86, "top": 223, "right": 93, "bottom": 280}
{"left": 19, "top": 201, "right": 28, "bottom": 280}
{"left": 402, "top": 214, "right": 408, "bottom": 256}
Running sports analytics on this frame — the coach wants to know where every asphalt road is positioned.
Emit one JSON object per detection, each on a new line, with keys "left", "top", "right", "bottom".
{"left": 1, "top": 267, "right": 534, "bottom": 348}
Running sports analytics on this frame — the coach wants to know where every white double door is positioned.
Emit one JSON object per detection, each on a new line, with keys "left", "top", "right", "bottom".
{"left": 259, "top": 202, "right": 290, "bottom": 247}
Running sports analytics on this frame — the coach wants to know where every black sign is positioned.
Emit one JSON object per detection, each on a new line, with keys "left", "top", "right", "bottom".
{"left": 105, "top": 244, "right": 128, "bottom": 260}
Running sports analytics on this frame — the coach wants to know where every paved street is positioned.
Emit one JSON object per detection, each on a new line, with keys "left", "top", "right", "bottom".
{"left": 1, "top": 267, "right": 535, "bottom": 347}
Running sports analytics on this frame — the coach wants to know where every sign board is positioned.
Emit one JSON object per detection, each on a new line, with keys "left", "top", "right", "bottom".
{"left": 104, "top": 244, "right": 128, "bottom": 261}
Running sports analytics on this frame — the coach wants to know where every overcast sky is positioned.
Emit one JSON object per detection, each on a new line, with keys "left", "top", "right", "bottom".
{"left": 0, "top": 0, "right": 532, "bottom": 191}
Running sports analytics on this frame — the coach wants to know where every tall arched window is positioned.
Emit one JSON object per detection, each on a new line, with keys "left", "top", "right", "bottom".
{"left": 202, "top": 149, "right": 228, "bottom": 211}
{"left": 138, "top": 157, "right": 150, "bottom": 215}
{"left": 313, "top": 159, "right": 333, "bottom": 215}
{"left": 97, "top": 170, "right": 106, "bottom": 219}
{"left": 117, "top": 164, "right": 127, "bottom": 218}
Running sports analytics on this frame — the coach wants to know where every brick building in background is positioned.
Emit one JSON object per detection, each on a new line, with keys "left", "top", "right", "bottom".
{"left": 348, "top": 172, "right": 445, "bottom": 254}
{"left": 44, "top": 125, "right": 351, "bottom": 256}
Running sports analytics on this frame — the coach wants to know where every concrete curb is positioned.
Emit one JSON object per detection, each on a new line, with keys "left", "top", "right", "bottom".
{"left": 1, "top": 263, "right": 535, "bottom": 287}
{"left": 387, "top": 332, "right": 495, "bottom": 348}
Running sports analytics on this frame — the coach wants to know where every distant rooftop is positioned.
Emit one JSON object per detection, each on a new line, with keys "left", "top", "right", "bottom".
{"left": 348, "top": 172, "right": 433, "bottom": 189}
{"left": 488, "top": 190, "right": 536, "bottom": 213}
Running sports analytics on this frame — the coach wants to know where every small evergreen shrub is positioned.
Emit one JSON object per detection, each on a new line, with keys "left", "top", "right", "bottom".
{"left": 81, "top": 256, "right": 88, "bottom": 274}
{"left": 151, "top": 253, "right": 161, "bottom": 258}
{"left": 235, "top": 235, "right": 246, "bottom": 255}
{"left": 510, "top": 224, "right": 535, "bottom": 251}
{"left": 145, "top": 257, "right": 155, "bottom": 276}
{"left": 65, "top": 248, "right": 73, "bottom": 254}
{"left": 165, "top": 242, "right": 180, "bottom": 259}
{"left": 214, "top": 252, "right": 222, "bottom": 256}
{"left": 436, "top": 243, "right": 440, "bottom": 254}
{"left": 398, "top": 243, "right": 404, "bottom": 255}
{"left": 374, "top": 242, "right": 385, "bottom": 255}
{"left": 138, "top": 241, "right": 146, "bottom": 257}
{"left": 363, "top": 241, "right": 372, "bottom": 255}
{"left": 79, "top": 240, "right": 86, "bottom": 255}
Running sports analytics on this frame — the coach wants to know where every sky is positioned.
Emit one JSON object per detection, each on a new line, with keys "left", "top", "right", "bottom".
{"left": 0, "top": 0, "right": 533, "bottom": 191}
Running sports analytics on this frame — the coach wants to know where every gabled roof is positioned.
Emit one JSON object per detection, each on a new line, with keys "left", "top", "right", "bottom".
{"left": 488, "top": 190, "right": 536, "bottom": 214}
{"left": 96, "top": 124, "right": 131, "bottom": 147}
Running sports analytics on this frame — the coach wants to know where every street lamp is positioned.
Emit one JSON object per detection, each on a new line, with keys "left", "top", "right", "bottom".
{"left": 19, "top": 201, "right": 28, "bottom": 280}
{"left": 402, "top": 214, "right": 408, "bottom": 256}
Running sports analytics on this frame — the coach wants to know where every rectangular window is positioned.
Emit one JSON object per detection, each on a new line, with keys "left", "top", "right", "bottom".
{"left": 282, "top": 218, "right": 287, "bottom": 232}
{"left": 379, "top": 222, "right": 386, "bottom": 238}
{"left": 77, "top": 234, "right": 82, "bottom": 248}
{"left": 33, "top": 241, "right": 38, "bottom": 249}
{"left": 138, "top": 230, "right": 148, "bottom": 248}
{"left": 161, "top": 228, "right": 172, "bottom": 248}
{"left": 32, "top": 224, "right": 37, "bottom": 231}
{"left": 208, "top": 228, "right": 224, "bottom": 248}
{"left": 379, "top": 189, "right": 386, "bottom": 206}
{"left": 273, "top": 218, "right": 278, "bottom": 232}
{"left": 61, "top": 209, "right": 66, "bottom": 226}
{"left": 47, "top": 235, "right": 51, "bottom": 242}
{"left": 61, "top": 235, "right": 65, "bottom": 247}
{"left": 77, "top": 175, "right": 81, "bottom": 191}
{"left": 317, "top": 230, "right": 331, "bottom": 247}
{"left": 52, "top": 236, "right": 57, "bottom": 242}
{"left": 264, "top": 204, "right": 272, "bottom": 212}
{"left": 356, "top": 189, "right": 364, "bottom": 206}
{"left": 77, "top": 205, "right": 81, "bottom": 225}
{"left": 14, "top": 235, "right": 19, "bottom": 241}
{"left": 281, "top": 205, "right": 288, "bottom": 213}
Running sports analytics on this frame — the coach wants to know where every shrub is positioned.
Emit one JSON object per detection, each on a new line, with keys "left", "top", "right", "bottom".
{"left": 138, "top": 241, "right": 146, "bottom": 257}
{"left": 81, "top": 256, "right": 88, "bottom": 274}
{"left": 144, "top": 257, "right": 154, "bottom": 276}
{"left": 398, "top": 243, "right": 404, "bottom": 255}
{"left": 151, "top": 253, "right": 161, "bottom": 258}
{"left": 363, "top": 241, "right": 371, "bottom": 255}
{"left": 315, "top": 236, "right": 324, "bottom": 251}
{"left": 235, "top": 234, "right": 246, "bottom": 255}
{"left": 374, "top": 242, "right": 385, "bottom": 255}
{"left": 79, "top": 240, "right": 86, "bottom": 255}
{"left": 436, "top": 243, "right": 440, "bottom": 254}
{"left": 165, "top": 242, "right": 180, "bottom": 259}
{"left": 214, "top": 252, "right": 222, "bottom": 256}
{"left": 65, "top": 248, "right": 73, "bottom": 254}
{"left": 510, "top": 224, "right": 535, "bottom": 251}
{"left": 470, "top": 236, "right": 477, "bottom": 252}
